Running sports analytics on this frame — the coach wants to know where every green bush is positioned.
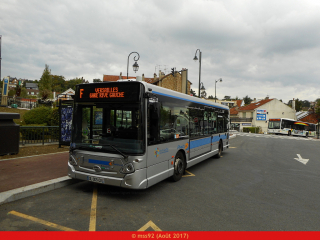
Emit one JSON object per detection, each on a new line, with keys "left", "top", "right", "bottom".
{"left": 23, "top": 107, "right": 52, "bottom": 125}
{"left": 47, "top": 107, "right": 59, "bottom": 126}
{"left": 243, "top": 127, "right": 260, "bottom": 133}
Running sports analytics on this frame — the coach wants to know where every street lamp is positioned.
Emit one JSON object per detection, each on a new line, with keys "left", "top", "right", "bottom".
{"left": 215, "top": 78, "right": 222, "bottom": 103}
{"left": 193, "top": 49, "right": 202, "bottom": 98}
{"left": 200, "top": 82, "right": 207, "bottom": 98}
{"left": 127, "top": 52, "right": 140, "bottom": 79}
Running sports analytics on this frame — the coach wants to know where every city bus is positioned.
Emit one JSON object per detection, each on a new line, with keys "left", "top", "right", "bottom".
{"left": 268, "top": 118, "right": 316, "bottom": 137}
{"left": 68, "top": 79, "right": 230, "bottom": 189}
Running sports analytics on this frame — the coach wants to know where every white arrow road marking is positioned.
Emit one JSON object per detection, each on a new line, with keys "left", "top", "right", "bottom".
{"left": 294, "top": 154, "right": 309, "bottom": 165}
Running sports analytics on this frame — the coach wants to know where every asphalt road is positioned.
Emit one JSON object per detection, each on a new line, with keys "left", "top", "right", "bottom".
{"left": 0, "top": 135, "right": 319, "bottom": 231}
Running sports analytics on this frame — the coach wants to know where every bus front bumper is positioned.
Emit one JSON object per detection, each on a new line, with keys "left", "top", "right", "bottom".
{"left": 68, "top": 162, "right": 148, "bottom": 189}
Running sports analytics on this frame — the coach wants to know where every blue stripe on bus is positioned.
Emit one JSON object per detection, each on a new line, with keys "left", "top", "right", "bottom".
{"left": 212, "top": 135, "right": 227, "bottom": 142}
{"left": 152, "top": 91, "right": 229, "bottom": 110}
{"left": 88, "top": 159, "right": 110, "bottom": 165}
{"left": 190, "top": 137, "right": 211, "bottom": 149}
{"left": 190, "top": 135, "right": 227, "bottom": 149}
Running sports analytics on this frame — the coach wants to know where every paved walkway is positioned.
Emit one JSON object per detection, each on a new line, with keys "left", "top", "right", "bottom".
{"left": 0, "top": 151, "right": 78, "bottom": 205}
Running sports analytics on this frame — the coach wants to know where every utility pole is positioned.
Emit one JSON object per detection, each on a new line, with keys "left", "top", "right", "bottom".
{"left": 0, "top": 35, "right": 2, "bottom": 81}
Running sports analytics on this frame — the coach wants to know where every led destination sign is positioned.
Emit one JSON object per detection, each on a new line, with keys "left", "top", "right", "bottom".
{"left": 76, "top": 82, "right": 141, "bottom": 102}
{"left": 81, "top": 87, "right": 124, "bottom": 99}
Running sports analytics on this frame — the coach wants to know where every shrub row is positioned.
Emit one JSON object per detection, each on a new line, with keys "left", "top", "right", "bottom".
{"left": 243, "top": 127, "right": 260, "bottom": 133}
{"left": 23, "top": 107, "right": 59, "bottom": 126}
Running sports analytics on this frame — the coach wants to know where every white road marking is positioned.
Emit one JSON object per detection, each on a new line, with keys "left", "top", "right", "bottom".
{"left": 294, "top": 154, "right": 309, "bottom": 165}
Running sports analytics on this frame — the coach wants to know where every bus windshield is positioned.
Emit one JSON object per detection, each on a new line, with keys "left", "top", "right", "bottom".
{"left": 268, "top": 120, "right": 281, "bottom": 129}
{"left": 71, "top": 102, "right": 145, "bottom": 154}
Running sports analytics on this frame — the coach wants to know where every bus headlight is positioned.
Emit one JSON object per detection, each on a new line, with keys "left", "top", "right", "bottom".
{"left": 69, "top": 155, "right": 78, "bottom": 166}
{"left": 120, "top": 163, "right": 135, "bottom": 174}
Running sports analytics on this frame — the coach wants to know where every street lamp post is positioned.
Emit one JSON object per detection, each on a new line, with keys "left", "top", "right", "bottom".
{"left": 215, "top": 78, "right": 222, "bottom": 103}
{"left": 200, "top": 82, "right": 206, "bottom": 98}
{"left": 127, "top": 52, "right": 140, "bottom": 79}
{"left": 193, "top": 49, "right": 202, "bottom": 98}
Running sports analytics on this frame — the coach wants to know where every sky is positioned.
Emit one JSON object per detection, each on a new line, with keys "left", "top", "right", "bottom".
{"left": 1, "top": 0, "right": 320, "bottom": 103}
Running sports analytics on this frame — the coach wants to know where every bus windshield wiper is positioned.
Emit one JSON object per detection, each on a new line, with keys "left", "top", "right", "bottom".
{"left": 106, "top": 144, "right": 128, "bottom": 162}
{"left": 77, "top": 142, "right": 128, "bottom": 163}
{"left": 93, "top": 144, "right": 128, "bottom": 163}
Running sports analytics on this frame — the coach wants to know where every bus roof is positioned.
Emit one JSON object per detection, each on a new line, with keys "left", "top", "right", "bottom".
{"left": 77, "top": 80, "right": 229, "bottom": 111}
{"left": 141, "top": 81, "right": 229, "bottom": 111}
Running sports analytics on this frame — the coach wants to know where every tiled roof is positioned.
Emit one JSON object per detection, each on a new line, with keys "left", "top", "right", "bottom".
{"left": 103, "top": 75, "right": 154, "bottom": 83}
{"left": 238, "top": 99, "right": 274, "bottom": 111}
{"left": 230, "top": 107, "right": 239, "bottom": 115}
{"left": 299, "top": 113, "right": 319, "bottom": 124}
{"left": 236, "top": 100, "right": 243, "bottom": 107}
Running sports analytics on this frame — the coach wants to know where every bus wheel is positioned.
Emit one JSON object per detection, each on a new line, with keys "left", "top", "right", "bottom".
{"left": 288, "top": 131, "right": 291, "bottom": 136}
{"left": 215, "top": 141, "right": 223, "bottom": 158}
{"left": 172, "top": 152, "right": 186, "bottom": 182}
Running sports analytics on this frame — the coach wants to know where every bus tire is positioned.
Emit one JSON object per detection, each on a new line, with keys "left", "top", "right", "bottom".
{"left": 215, "top": 141, "right": 223, "bottom": 158}
{"left": 172, "top": 151, "right": 186, "bottom": 182}
{"left": 288, "top": 131, "right": 291, "bottom": 136}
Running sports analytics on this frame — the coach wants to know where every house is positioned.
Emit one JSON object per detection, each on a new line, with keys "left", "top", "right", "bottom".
{"left": 231, "top": 98, "right": 296, "bottom": 132}
{"left": 208, "top": 99, "right": 243, "bottom": 108}
{"left": 8, "top": 77, "right": 18, "bottom": 90}
{"left": 103, "top": 74, "right": 154, "bottom": 83}
{"left": 57, "top": 88, "right": 75, "bottom": 100}
{"left": 103, "top": 69, "right": 192, "bottom": 95}
{"left": 296, "top": 111, "right": 319, "bottom": 124}
{"left": 152, "top": 69, "right": 191, "bottom": 95}
{"left": 25, "top": 83, "right": 39, "bottom": 96}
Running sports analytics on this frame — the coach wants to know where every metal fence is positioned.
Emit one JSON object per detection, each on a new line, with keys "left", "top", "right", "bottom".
{"left": 20, "top": 126, "right": 59, "bottom": 145}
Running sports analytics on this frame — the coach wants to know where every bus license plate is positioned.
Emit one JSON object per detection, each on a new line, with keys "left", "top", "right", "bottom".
{"left": 87, "top": 176, "right": 104, "bottom": 184}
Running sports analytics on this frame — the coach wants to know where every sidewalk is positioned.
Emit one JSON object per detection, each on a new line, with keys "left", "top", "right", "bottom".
{"left": 0, "top": 151, "right": 78, "bottom": 205}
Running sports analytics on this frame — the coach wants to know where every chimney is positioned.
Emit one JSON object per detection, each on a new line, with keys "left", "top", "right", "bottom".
{"left": 119, "top": 72, "right": 122, "bottom": 79}
{"left": 142, "top": 73, "right": 145, "bottom": 82}
{"left": 292, "top": 98, "right": 295, "bottom": 110}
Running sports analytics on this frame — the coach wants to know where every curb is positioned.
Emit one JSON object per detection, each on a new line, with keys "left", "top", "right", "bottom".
{"left": 0, "top": 176, "right": 79, "bottom": 206}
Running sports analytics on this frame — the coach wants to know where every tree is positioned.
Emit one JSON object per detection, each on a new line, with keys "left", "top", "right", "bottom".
{"left": 243, "top": 95, "right": 252, "bottom": 105}
{"left": 224, "top": 96, "right": 231, "bottom": 100}
{"left": 51, "top": 75, "right": 66, "bottom": 93}
{"left": 65, "top": 78, "right": 83, "bottom": 90}
{"left": 93, "top": 79, "right": 102, "bottom": 83}
{"left": 20, "top": 88, "right": 28, "bottom": 98}
{"left": 38, "top": 64, "right": 53, "bottom": 100}
{"left": 301, "top": 100, "right": 310, "bottom": 108}
{"left": 208, "top": 95, "right": 214, "bottom": 99}
{"left": 190, "top": 89, "right": 197, "bottom": 97}
{"left": 295, "top": 98, "right": 303, "bottom": 112}
{"left": 8, "top": 89, "right": 16, "bottom": 97}
{"left": 315, "top": 98, "right": 320, "bottom": 118}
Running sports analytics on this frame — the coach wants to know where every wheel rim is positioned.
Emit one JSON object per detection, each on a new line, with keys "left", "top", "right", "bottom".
{"left": 175, "top": 158, "right": 183, "bottom": 174}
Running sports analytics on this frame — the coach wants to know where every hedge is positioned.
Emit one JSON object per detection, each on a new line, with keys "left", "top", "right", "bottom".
{"left": 23, "top": 107, "right": 52, "bottom": 125}
{"left": 23, "top": 107, "right": 59, "bottom": 126}
{"left": 243, "top": 127, "right": 260, "bottom": 133}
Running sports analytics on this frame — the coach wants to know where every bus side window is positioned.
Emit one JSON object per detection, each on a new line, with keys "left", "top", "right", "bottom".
{"left": 148, "top": 102, "right": 160, "bottom": 145}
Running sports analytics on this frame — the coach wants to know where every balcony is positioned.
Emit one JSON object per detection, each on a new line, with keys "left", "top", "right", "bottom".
{"left": 230, "top": 117, "right": 253, "bottom": 122}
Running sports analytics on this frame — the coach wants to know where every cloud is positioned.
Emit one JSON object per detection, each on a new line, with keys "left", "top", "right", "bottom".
{"left": 1, "top": 0, "right": 320, "bottom": 103}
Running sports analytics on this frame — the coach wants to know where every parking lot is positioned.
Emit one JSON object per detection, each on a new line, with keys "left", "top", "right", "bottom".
{"left": 0, "top": 135, "right": 320, "bottom": 231}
